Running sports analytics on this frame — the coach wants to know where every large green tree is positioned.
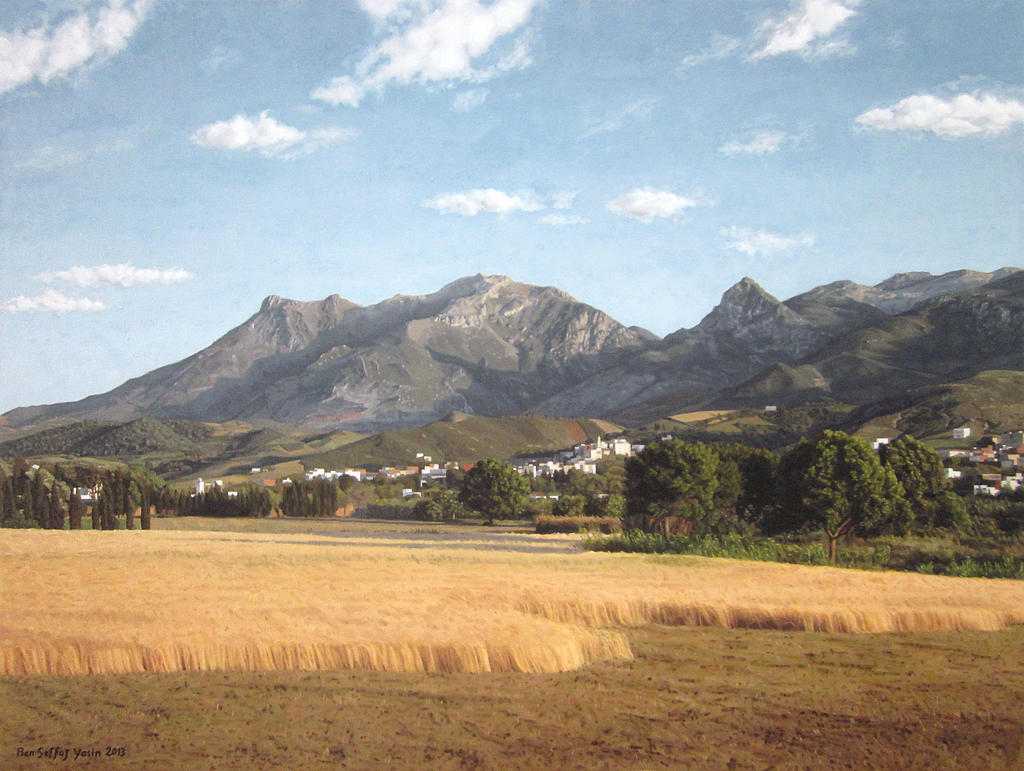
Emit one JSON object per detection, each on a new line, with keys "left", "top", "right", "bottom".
{"left": 716, "top": 444, "right": 780, "bottom": 526}
{"left": 880, "top": 435, "right": 969, "bottom": 533}
{"left": 798, "top": 431, "right": 911, "bottom": 563}
{"left": 458, "top": 458, "right": 530, "bottom": 524}
{"left": 624, "top": 440, "right": 737, "bottom": 536}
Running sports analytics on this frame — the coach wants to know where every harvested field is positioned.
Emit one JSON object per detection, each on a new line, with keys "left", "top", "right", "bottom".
{"left": 2, "top": 528, "right": 1023, "bottom": 678}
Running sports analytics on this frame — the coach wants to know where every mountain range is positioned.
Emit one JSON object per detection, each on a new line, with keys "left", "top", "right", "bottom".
{"left": 3, "top": 267, "right": 1021, "bottom": 434}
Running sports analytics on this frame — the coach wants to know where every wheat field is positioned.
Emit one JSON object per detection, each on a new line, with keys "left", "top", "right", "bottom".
{"left": 2, "top": 528, "right": 1023, "bottom": 677}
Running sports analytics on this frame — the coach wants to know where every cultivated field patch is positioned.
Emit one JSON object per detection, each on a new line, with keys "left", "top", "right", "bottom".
{"left": 2, "top": 528, "right": 1023, "bottom": 677}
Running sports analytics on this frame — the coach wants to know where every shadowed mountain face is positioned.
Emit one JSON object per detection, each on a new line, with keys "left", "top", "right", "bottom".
{"left": 3, "top": 268, "right": 1020, "bottom": 431}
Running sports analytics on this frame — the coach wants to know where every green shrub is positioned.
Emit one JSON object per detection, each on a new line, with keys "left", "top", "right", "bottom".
{"left": 535, "top": 515, "right": 621, "bottom": 534}
{"left": 358, "top": 500, "right": 419, "bottom": 520}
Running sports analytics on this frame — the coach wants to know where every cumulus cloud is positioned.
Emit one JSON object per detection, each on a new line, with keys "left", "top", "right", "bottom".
{"left": 580, "top": 98, "right": 655, "bottom": 138}
{"left": 539, "top": 214, "right": 587, "bottom": 226}
{"left": 36, "top": 263, "right": 193, "bottom": 287}
{"left": 423, "top": 188, "right": 544, "bottom": 216}
{"left": 191, "top": 112, "right": 355, "bottom": 159}
{"left": 678, "top": 34, "right": 741, "bottom": 71}
{"left": 0, "top": 290, "right": 105, "bottom": 313}
{"left": 751, "top": 0, "right": 860, "bottom": 60}
{"left": 0, "top": 0, "right": 151, "bottom": 96}
{"left": 606, "top": 187, "right": 707, "bottom": 224}
{"left": 855, "top": 91, "right": 1024, "bottom": 138}
{"left": 312, "top": 0, "right": 539, "bottom": 107}
{"left": 719, "top": 131, "right": 789, "bottom": 156}
{"left": 452, "top": 88, "right": 488, "bottom": 111}
{"left": 721, "top": 226, "right": 814, "bottom": 256}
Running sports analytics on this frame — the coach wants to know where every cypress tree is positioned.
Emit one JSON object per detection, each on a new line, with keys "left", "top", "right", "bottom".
{"left": 48, "top": 487, "right": 67, "bottom": 530}
{"left": 105, "top": 490, "right": 118, "bottom": 530}
{"left": 11, "top": 457, "right": 30, "bottom": 498}
{"left": 140, "top": 488, "right": 151, "bottom": 530}
{"left": 122, "top": 475, "right": 134, "bottom": 529}
{"left": 69, "top": 490, "right": 84, "bottom": 530}
{"left": 33, "top": 474, "right": 51, "bottom": 528}
{"left": 22, "top": 475, "right": 36, "bottom": 526}
{"left": 0, "top": 472, "right": 15, "bottom": 526}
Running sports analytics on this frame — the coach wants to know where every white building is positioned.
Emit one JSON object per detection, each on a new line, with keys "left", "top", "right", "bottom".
{"left": 953, "top": 427, "right": 971, "bottom": 439}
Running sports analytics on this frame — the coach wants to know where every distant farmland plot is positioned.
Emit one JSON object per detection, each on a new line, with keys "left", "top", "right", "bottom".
{"left": 3, "top": 527, "right": 1023, "bottom": 678}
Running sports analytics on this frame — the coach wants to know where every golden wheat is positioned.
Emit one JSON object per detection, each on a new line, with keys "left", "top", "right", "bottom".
{"left": 1, "top": 529, "right": 1022, "bottom": 676}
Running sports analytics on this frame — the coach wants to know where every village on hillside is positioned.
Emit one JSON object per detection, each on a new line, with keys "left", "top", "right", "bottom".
{"left": 179, "top": 428, "right": 1024, "bottom": 503}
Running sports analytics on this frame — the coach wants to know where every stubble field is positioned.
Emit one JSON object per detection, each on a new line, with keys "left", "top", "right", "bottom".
{"left": 2, "top": 519, "right": 1023, "bottom": 768}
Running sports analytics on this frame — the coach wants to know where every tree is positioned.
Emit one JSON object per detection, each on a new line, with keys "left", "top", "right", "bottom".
{"left": 412, "top": 491, "right": 465, "bottom": 522}
{"left": 585, "top": 493, "right": 625, "bottom": 520}
{"left": 0, "top": 471, "right": 17, "bottom": 526}
{"left": 880, "top": 435, "right": 966, "bottom": 533}
{"left": 624, "top": 440, "right": 727, "bottom": 536}
{"left": 48, "top": 486, "right": 66, "bottom": 530}
{"left": 798, "top": 431, "right": 911, "bottom": 563}
{"left": 716, "top": 444, "right": 780, "bottom": 526}
{"left": 458, "top": 458, "right": 530, "bottom": 524}
{"left": 139, "top": 487, "right": 151, "bottom": 530}
{"left": 551, "top": 494, "right": 586, "bottom": 518}
{"left": 68, "top": 489, "right": 85, "bottom": 530}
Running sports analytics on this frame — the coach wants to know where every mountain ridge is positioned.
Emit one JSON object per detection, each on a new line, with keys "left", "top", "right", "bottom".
{"left": 3, "top": 267, "right": 1020, "bottom": 432}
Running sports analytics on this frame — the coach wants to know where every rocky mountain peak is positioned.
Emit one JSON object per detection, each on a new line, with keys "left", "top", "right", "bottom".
{"left": 698, "top": 278, "right": 796, "bottom": 330}
{"left": 260, "top": 294, "right": 285, "bottom": 312}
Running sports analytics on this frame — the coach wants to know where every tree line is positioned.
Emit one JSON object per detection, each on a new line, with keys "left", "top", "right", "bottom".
{"left": 623, "top": 431, "right": 969, "bottom": 563}
{"left": 0, "top": 460, "right": 162, "bottom": 530}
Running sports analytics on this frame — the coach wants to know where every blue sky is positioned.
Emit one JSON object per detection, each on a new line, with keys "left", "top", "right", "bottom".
{"left": 1, "top": 0, "right": 1022, "bottom": 414}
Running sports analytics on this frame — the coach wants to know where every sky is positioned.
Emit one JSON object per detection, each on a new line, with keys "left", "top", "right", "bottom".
{"left": 1, "top": 0, "right": 1022, "bottom": 414}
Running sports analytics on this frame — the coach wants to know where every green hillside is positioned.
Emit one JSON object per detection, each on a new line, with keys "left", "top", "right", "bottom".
{"left": 645, "top": 403, "right": 852, "bottom": 449}
{"left": 842, "top": 370, "right": 1024, "bottom": 441}
{"left": 0, "top": 418, "right": 214, "bottom": 458}
{"left": 306, "top": 413, "right": 622, "bottom": 469}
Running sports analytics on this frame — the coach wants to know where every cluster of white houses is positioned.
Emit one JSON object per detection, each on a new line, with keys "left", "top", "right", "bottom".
{"left": 512, "top": 436, "right": 645, "bottom": 477}
{"left": 939, "top": 429, "right": 1024, "bottom": 496}
{"left": 295, "top": 436, "right": 646, "bottom": 486}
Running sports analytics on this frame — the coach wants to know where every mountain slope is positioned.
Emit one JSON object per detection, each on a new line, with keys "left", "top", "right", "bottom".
{"left": 717, "top": 271, "right": 1024, "bottom": 408}
{"left": 3, "top": 268, "right": 1020, "bottom": 434}
{"left": 3, "top": 275, "right": 649, "bottom": 431}
{"left": 306, "top": 413, "right": 621, "bottom": 469}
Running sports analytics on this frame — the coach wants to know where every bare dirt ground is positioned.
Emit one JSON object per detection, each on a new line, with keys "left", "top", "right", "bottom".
{"left": 2, "top": 624, "right": 1023, "bottom": 769}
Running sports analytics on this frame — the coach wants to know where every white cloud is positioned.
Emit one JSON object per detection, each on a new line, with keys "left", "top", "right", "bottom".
{"left": 855, "top": 91, "right": 1024, "bottom": 138}
{"left": 203, "top": 45, "right": 243, "bottom": 74}
{"left": 551, "top": 191, "right": 577, "bottom": 210}
{"left": 0, "top": 0, "right": 151, "bottom": 96}
{"left": 0, "top": 290, "right": 105, "bottom": 313}
{"left": 423, "top": 188, "right": 543, "bottom": 216}
{"left": 16, "top": 138, "right": 133, "bottom": 171}
{"left": 719, "top": 131, "right": 789, "bottom": 156}
{"left": 312, "top": 0, "right": 539, "bottom": 107}
{"left": 580, "top": 98, "right": 655, "bottom": 138}
{"left": 721, "top": 226, "right": 814, "bottom": 256}
{"left": 191, "top": 112, "right": 355, "bottom": 159}
{"left": 751, "top": 0, "right": 860, "bottom": 60}
{"left": 606, "top": 187, "right": 706, "bottom": 224}
{"left": 36, "top": 263, "right": 193, "bottom": 287}
{"left": 452, "top": 88, "right": 488, "bottom": 111}
{"left": 678, "top": 35, "right": 741, "bottom": 71}
{"left": 539, "top": 214, "right": 587, "bottom": 226}
{"left": 716, "top": 132, "right": 786, "bottom": 156}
